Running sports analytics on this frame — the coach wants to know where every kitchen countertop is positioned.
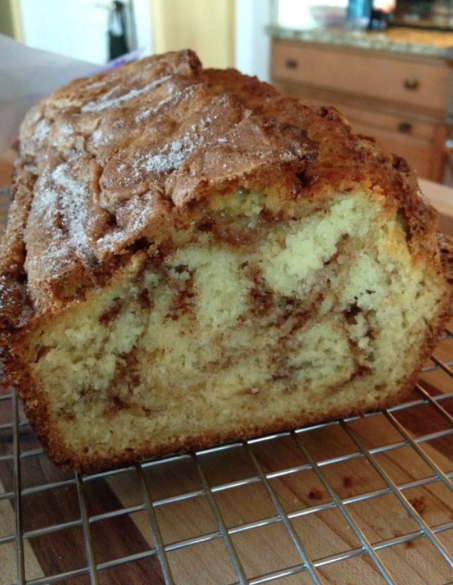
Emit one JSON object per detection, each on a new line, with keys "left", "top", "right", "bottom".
{"left": 268, "top": 25, "right": 453, "bottom": 60}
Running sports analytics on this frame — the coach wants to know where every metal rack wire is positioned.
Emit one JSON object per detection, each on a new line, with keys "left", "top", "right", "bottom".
{"left": 0, "top": 324, "right": 452, "bottom": 585}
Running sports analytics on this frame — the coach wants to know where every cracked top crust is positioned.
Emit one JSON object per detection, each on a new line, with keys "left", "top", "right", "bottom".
{"left": 0, "top": 49, "right": 444, "bottom": 325}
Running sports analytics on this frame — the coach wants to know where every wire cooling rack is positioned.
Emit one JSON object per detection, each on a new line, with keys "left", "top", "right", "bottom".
{"left": 0, "top": 322, "right": 452, "bottom": 585}
{"left": 0, "top": 180, "right": 452, "bottom": 584}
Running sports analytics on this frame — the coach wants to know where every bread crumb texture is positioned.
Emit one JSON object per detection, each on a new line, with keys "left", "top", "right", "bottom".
{"left": 26, "top": 193, "right": 443, "bottom": 464}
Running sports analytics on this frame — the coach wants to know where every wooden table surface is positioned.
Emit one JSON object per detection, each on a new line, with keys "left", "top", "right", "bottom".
{"left": 0, "top": 166, "right": 452, "bottom": 585}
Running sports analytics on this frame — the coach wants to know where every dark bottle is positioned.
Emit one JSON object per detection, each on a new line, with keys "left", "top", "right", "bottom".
{"left": 369, "top": 8, "right": 390, "bottom": 31}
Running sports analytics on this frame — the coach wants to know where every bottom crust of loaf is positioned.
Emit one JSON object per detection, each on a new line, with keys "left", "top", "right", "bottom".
{"left": 9, "top": 192, "right": 451, "bottom": 472}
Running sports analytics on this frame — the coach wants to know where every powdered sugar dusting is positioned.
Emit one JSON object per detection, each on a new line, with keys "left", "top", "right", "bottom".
{"left": 32, "top": 174, "right": 59, "bottom": 223}
{"left": 97, "top": 192, "right": 155, "bottom": 253}
{"left": 134, "top": 108, "right": 152, "bottom": 123}
{"left": 26, "top": 172, "right": 72, "bottom": 277}
{"left": 34, "top": 119, "right": 50, "bottom": 142}
{"left": 82, "top": 75, "right": 172, "bottom": 113}
{"left": 59, "top": 123, "right": 74, "bottom": 137}
{"left": 140, "top": 134, "right": 198, "bottom": 174}
{"left": 25, "top": 160, "right": 99, "bottom": 284}
{"left": 51, "top": 163, "right": 92, "bottom": 255}
{"left": 133, "top": 96, "right": 174, "bottom": 123}
{"left": 91, "top": 128, "right": 107, "bottom": 147}
{"left": 133, "top": 85, "right": 196, "bottom": 124}
{"left": 84, "top": 79, "right": 107, "bottom": 90}
{"left": 25, "top": 240, "right": 72, "bottom": 278}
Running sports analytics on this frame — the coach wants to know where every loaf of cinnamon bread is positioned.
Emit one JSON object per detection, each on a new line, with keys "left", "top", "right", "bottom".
{"left": 0, "top": 50, "right": 451, "bottom": 472}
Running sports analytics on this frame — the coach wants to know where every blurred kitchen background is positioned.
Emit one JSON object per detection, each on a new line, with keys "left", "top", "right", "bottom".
{"left": 2, "top": 0, "right": 453, "bottom": 191}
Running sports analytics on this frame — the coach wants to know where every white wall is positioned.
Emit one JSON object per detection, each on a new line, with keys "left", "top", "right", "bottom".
{"left": 20, "top": 0, "right": 109, "bottom": 64}
{"left": 235, "top": 0, "right": 272, "bottom": 82}
{"left": 19, "top": 0, "right": 153, "bottom": 65}
{"left": 131, "top": 0, "right": 153, "bottom": 57}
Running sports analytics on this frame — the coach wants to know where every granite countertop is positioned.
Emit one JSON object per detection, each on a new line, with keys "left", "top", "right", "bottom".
{"left": 268, "top": 25, "right": 453, "bottom": 59}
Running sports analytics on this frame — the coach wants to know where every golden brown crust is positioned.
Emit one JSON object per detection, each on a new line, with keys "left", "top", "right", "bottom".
{"left": 438, "top": 234, "right": 453, "bottom": 284}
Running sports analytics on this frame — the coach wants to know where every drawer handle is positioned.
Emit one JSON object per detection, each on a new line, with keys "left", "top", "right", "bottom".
{"left": 403, "top": 78, "right": 420, "bottom": 91}
{"left": 398, "top": 122, "right": 412, "bottom": 134}
{"left": 285, "top": 58, "right": 298, "bottom": 70}
{"left": 398, "top": 122, "right": 413, "bottom": 134}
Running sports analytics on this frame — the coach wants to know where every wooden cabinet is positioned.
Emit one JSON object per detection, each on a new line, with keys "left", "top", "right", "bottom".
{"left": 271, "top": 39, "right": 452, "bottom": 182}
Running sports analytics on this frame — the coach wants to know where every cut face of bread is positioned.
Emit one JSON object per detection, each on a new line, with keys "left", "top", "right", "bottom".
{"left": 23, "top": 191, "right": 446, "bottom": 469}
{"left": 0, "top": 50, "right": 451, "bottom": 472}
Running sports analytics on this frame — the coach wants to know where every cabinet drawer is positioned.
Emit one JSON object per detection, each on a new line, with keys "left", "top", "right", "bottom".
{"left": 341, "top": 108, "right": 447, "bottom": 182}
{"left": 272, "top": 41, "right": 451, "bottom": 114}
{"left": 337, "top": 104, "right": 436, "bottom": 141}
